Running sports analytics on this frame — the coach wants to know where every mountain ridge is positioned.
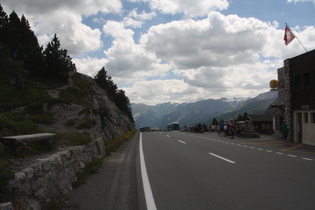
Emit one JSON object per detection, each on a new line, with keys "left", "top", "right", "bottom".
{"left": 132, "top": 91, "right": 277, "bottom": 129}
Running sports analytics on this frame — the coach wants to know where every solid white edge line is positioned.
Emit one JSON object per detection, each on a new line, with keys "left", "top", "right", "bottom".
{"left": 140, "top": 132, "right": 157, "bottom": 210}
{"left": 209, "top": 153, "right": 236, "bottom": 164}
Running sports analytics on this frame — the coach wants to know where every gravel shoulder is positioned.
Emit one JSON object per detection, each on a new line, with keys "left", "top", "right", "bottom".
{"left": 64, "top": 132, "right": 141, "bottom": 210}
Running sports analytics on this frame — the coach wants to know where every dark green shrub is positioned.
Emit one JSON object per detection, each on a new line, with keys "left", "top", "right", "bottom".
{"left": 64, "top": 119, "right": 76, "bottom": 126}
{"left": 76, "top": 118, "right": 96, "bottom": 129}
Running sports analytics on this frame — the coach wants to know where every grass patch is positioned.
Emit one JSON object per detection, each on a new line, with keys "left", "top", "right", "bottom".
{"left": 104, "top": 130, "right": 136, "bottom": 155}
{"left": 72, "top": 157, "right": 103, "bottom": 189}
{"left": 76, "top": 118, "right": 96, "bottom": 129}
{"left": 56, "top": 133, "right": 93, "bottom": 147}
{"left": 44, "top": 197, "right": 80, "bottom": 210}
{"left": 59, "top": 73, "right": 93, "bottom": 109}
{"left": 64, "top": 119, "right": 76, "bottom": 127}
{"left": 59, "top": 87, "right": 92, "bottom": 109}
{"left": 0, "top": 113, "right": 42, "bottom": 137}
{"left": 0, "top": 145, "right": 14, "bottom": 195}
{"left": 0, "top": 160, "right": 14, "bottom": 194}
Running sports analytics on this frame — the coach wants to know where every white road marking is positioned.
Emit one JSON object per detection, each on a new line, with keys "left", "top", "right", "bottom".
{"left": 178, "top": 140, "right": 187, "bottom": 144}
{"left": 140, "top": 133, "right": 157, "bottom": 210}
{"left": 302, "top": 157, "right": 313, "bottom": 161}
{"left": 208, "top": 153, "right": 236, "bottom": 164}
{"left": 166, "top": 135, "right": 170, "bottom": 137}
{"left": 287, "top": 154, "right": 297, "bottom": 158}
{"left": 177, "top": 132, "right": 315, "bottom": 163}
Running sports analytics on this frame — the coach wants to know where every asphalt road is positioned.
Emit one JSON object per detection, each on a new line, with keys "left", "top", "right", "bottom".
{"left": 142, "top": 131, "right": 315, "bottom": 210}
{"left": 66, "top": 131, "right": 315, "bottom": 210}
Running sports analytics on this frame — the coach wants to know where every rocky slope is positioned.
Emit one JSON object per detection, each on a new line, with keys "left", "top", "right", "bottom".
{"left": 43, "top": 73, "right": 134, "bottom": 140}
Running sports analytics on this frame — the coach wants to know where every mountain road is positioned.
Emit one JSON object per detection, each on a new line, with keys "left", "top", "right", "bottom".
{"left": 65, "top": 131, "right": 315, "bottom": 209}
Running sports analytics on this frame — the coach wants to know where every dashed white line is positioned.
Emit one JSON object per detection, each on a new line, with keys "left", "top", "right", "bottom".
{"left": 209, "top": 153, "right": 236, "bottom": 164}
{"left": 302, "top": 157, "right": 313, "bottom": 161}
{"left": 287, "top": 154, "right": 297, "bottom": 158}
{"left": 178, "top": 140, "right": 187, "bottom": 144}
{"left": 179, "top": 133, "right": 315, "bottom": 163}
{"left": 166, "top": 135, "right": 170, "bottom": 137}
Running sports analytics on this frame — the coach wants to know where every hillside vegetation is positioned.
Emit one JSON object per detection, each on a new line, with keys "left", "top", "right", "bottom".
{"left": 0, "top": 5, "right": 135, "bottom": 152}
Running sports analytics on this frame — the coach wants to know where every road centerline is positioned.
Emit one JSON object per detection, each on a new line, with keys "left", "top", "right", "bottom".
{"left": 208, "top": 153, "right": 236, "bottom": 164}
{"left": 178, "top": 140, "right": 187, "bottom": 144}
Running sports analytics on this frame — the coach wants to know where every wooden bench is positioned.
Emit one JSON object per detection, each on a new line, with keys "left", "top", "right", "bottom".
{"left": 0, "top": 133, "right": 56, "bottom": 151}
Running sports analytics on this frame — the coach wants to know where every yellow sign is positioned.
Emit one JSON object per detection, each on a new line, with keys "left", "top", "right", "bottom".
{"left": 269, "top": 80, "right": 278, "bottom": 89}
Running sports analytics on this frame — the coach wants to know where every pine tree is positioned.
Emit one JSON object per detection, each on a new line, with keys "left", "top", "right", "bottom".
{"left": 20, "top": 15, "right": 43, "bottom": 74}
{"left": 0, "top": 5, "right": 9, "bottom": 58}
{"left": 94, "top": 67, "right": 117, "bottom": 99}
{"left": 94, "top": 67, "right": 108, "bottom": 89}
{"left": 115, "top": 89, "right": 134, "bottom": 122}
{"left": 6, "top": 11, "right": 21, "bottom": 59}
{"left": 43, "top": 34, "right": 76, "bottom": 82}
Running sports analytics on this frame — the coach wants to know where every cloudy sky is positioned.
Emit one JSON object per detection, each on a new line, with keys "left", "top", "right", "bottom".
{"left": 1, "top": 0, "right": 315, "bottom": 105}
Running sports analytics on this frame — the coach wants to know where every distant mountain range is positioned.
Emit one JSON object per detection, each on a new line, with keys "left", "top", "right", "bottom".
{"left": 131, "top": 91, "right": 278, "bottom": 129}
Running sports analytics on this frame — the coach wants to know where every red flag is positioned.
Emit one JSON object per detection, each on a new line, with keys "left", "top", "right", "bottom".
{"left": 284, "top": 26, "right": 295, "bottom": 45}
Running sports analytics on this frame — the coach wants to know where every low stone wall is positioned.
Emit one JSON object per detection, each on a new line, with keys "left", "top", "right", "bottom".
{"left": 1, "top": 138, "right": 105, "bottom": 210}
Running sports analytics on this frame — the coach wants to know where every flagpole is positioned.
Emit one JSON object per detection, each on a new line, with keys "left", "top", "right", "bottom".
{"left": 285, "top": 23, "right": 308, "bottom": 52}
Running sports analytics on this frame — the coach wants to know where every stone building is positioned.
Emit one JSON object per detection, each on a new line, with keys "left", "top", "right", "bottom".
{"left": 277, "top": 49, "right": 315, "bottom": 145}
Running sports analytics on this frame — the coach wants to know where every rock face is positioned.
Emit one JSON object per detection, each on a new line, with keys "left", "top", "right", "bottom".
{"left": 3, "top": 138, "right": 105, "bottom": 210}
{"left": 0, "top": 72, "right": 135, "bottom": 209}
{"left": 40, "top": 73, "right": 134, "bottom": 140}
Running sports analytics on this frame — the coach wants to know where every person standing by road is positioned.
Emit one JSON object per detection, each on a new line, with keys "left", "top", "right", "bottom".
{"left": 230, "top": 120, "right": 235, "bottom": 139}
{"left": 281, "top": 120, "right": 288, "bottom": 140}
{"left": 219, "top": 120, "right": 225, "bottom": 137}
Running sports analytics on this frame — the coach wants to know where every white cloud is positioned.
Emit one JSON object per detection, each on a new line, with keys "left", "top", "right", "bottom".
{"left": 123, "top": 8, "right": 157, "bottom": 28}
{"left": 2, "top": 0, "right": 122, "bottom": 16}
{"left": 72, "top": 57, "right": 109, "bottom": 77}
{"left": 128, "top": 8, "right": 157, "bottom": 20}
{"left": 1, "top": 0, "right": 118, "bottom": 55}
{"left": 141, "top": 12, "right": 268, "bottom": 68}
{"left": 98, "top": 10, "right": 315, "bottom": 104}
{"left": 103, "top": 20, "right": 171, "bottom": 83}
{"left": 33, "top": 9, "right": 102, "bottom": 55}
{"left": 2, "top": 0, "right": 315, "bottom": 106}
{"left": 145, "top": 0, "right": 229, "bottom": 17}
{"left": 123, "top": 79, "right": 200, "bottom": 105}
{"left": 123, "top": 17, "right": 144, "bottom": 28}
{"left": 287, "top": 0, "right": 315, "bottom": 4}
